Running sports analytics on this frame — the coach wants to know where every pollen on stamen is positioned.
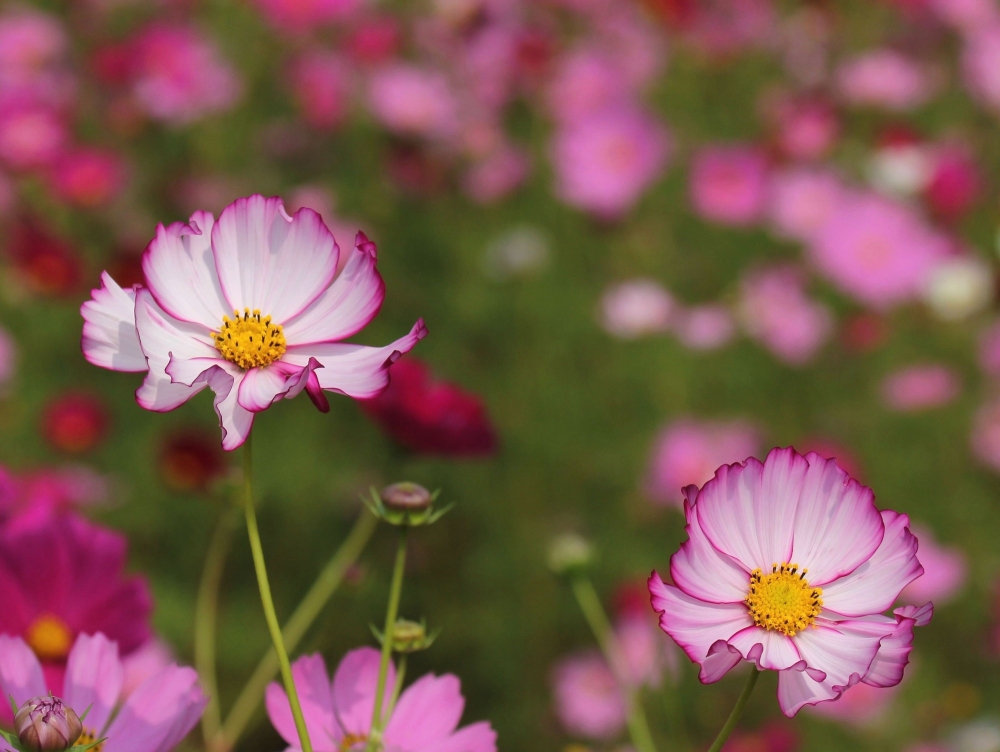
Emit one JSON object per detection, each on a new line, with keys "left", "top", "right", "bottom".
{"left": 744, "top": 562, "right": 823, "bottom": 637}
{"left": 212, "top": 308, "right": 287, "bottom": 370}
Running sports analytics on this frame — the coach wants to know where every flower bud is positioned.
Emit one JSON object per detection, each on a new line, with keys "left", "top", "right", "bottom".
{"left": 548, "top": 533, "right": 593, "bottom": 575}
{"left": 364, "top": 483, "right": 449, "bottom": 527}
{"left": 371, "top": 618, "right": 439, "bottom": 653}
{"left": 380, "top": 482, "right": 432, "bottom": 511}
{"left": 14, "top": 697, "right": 82, "bottom": 752}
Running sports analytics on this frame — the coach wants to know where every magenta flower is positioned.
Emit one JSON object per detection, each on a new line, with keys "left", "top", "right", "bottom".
{"left": 689, "top": 145, "right": 769, "bottom": 227}
{"left": 0, "top": 632, "right": 205, "bottom": 752}
{"left": 880, "top": 365, "right": 961, "bottom": 412}
{"left": 0, "top": 514, "right": 151, "bottom": 693}
{"left": 265, "top": 647, "right": 496, "bottom": 752}
{"left": 599, "top": 279, "right": 674, "bottom": 339}
{"left": 836, "top": 50, "right": 936, "bottom": 111}
{"left": 253, "top": 0, "right": 361, "bottom": 33}
{"left": 367, "top": 65, "right": 458, "bottom": 140}
{"left": 81, "top": 194, "right": 426, "bottom": 450}
{"left": 0, "top": 465, "right": 108, "bottom": 533}
{"left": 290, "top": 50, "right": 353, "bottom": 130}
{"left": 649, "top": 447, "right": 932, "bottom": 716}
{"left": 672, "top": 304, "right": 737, "bottom": 351}
{"left": 899, "top": 525, "right": 967, "bottom": 606}
{"left": 766, "top": 167, "right": 848, "bottom": 243}
{"left": 962, "top": 23, "right": 1000, "bottom": 115}
{"left": 551, "top": 652, "right": 625, "bottom": 740}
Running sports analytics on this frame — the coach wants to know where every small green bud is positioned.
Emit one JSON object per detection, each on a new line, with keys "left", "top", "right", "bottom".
{"left": 371, "top": 618, "right": 440, "bottom": 653}
{"left": 363, "top": 483, "right": 451, "bottom": 527}
{"left": 548, "top": 533, "right": 593, "bottom": 575}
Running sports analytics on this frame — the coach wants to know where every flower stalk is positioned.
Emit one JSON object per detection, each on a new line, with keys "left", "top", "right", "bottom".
{"left": 705, "top": 668, "right": 760, "bottom": 752}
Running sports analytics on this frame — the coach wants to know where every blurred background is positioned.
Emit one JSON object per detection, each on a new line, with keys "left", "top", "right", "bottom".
{"left": 1, "top": 0, "right": 999, "bottom": 749}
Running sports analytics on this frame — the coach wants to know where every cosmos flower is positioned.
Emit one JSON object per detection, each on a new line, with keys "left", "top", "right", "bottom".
{"left": 551, "top": 651, "right": 625, "bottom": 740}
{"left": 0, "top": 632, "right": 205, "bottom": 752}
{"left": 266, "top": 647, "right": 497, "bottom": 752}
{"left": 81, "top": 194, "right": 426, "bottom": 450}
{"left": 649, "top": 447, "right": 932, "bottom": 716}
{"left": 689, "top": 145, "right": 770, "bottom": 227}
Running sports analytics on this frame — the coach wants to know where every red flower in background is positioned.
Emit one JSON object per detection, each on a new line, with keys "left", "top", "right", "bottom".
{"left": 41, "top": 391, "right": 109, "bottom": 454}
{"left": 5, "top": 220, "right": 83, "bottom": 298}
{"left": 360, "top": 357, "right": 497, "bottom": 456}
{"left": 159, "top": 429, "right": 227, "bottom": 493}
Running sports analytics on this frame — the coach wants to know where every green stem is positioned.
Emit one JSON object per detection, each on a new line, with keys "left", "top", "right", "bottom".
{"left": 386, "top": 654, "right": 407, "bottom": 721}
{"left": 195, "top": 505, "right": 239, "bottom": 747}
{"left": 367, "top": 529, "right": 408, "bottom": 751}
{"left": 217, "top": 510, "right": 378, "bottom": 751}
{"left": 662, "top": 664, "right": 690, "bottom": 752}
{"left": 570, "top": 576, "right": 657, "bottom": 752}
{"left": 242, "top": 433, "right": 313, "bottom": 752}
{"left": 705, "top": 668, "right": 760, "bottom": 752}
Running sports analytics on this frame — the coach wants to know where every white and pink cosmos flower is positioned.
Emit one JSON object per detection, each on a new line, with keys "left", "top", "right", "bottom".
{"left": 81, "top": 194, "right": 426, "bottom": 450}
{"left": 649, "top": 447, "right": 932, "bottom": 717}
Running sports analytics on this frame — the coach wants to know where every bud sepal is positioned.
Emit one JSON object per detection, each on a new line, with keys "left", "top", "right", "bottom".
{"left": 370, "top": 618, "right": 441, "bottom": 653}
{"left": 3, "top": 697, "right": 104, "bottom": 752}
{"left": 363, "top": 483, "right": 452, "bottom": 527}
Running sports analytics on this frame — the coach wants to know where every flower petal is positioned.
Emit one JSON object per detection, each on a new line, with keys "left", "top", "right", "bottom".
{"left": 788, "top": 453, "right": 885, "bottom": 585}
{"left": 790, "top": 620, "right": 882, "bottom": 694}
{"left": 648, "top": 573, "right": 752, "bottom": 683}
{"left": 80, "top": 273, "right": 146, "bottom": 373}
{"left": 211, "top": 196, "right": 338, "bottom": 322}
{"left": 384, "top": 674, "right": 463, "bottom": 750}
{"left": 413, "top": 722, "right": 497, "bottom": 752}
{"left": 727, "top": 626, "right": 802, "bottom": 671}
{"left": 331, "top": 647, "right": 395, "bottom": 739}
{"left": 0, "top": 635, "right": 47, "bottom": 706}
{"left": 282, "top": 233, "right": 385, "bottom": 345}
{"left": 264, "top": 655, "right": 338, "bottom": 752}
{"left": 821, "top": 511, "right": 921, "bottom": 615}
{"left": 670, "top": 498, "right": 750, "bottom": 604}
{"left": 104, "top": 666, "right": 206, "bottom": 752}
{"left": 142, "top": 212, "right": 229, "bottom": 329}
{"left": 235, "top": 359, "right": 322, "bottom": 413}
{"left": 204, "top": 364, "right": 255, "bottom": 451}
{"left": 776, "top": 666, "right": 851, "bottom": 717}
{"left": 63, "top": 633, "right": 123, "bottom": 734}
{"left": 284, "top": 319, "right": 427, "bottom": 400}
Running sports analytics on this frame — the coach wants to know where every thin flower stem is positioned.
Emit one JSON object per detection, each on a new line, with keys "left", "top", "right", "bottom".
{"left": 705, "top": 667, "right": 760, "bottom": 752}
{"left": 386, "top": 654, "right": 407, "bottom": 721}
{"left": 570, "top": 575, "right": 657, "bottom": 752}
{"left": 242, "top": 433, "right": 314, "bottom": 752}
{"left": 367, "top": 528, "right": 408, "bottom": 751}
{"left": 195, "top": 504, "right": 240, "bottom": 747}
{"left": 217, "top": 510, "right": 378, "bottom": 752}
{"left": 661, "top": 664, "right": 690, "bottom": 752}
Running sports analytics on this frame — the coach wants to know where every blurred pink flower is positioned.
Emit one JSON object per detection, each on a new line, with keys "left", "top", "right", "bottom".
{"left": 613, "top": 614, "right": 677, "bottom": 689}
{"left": 551, "top": 106, "right": 671, "bottom": 219}
{"left": 0, "top": 325, "right": 16, "bottom": 392}
{"left": 253, "top": 0, "right": 362, "bottom": 33}
{"left": 979, "top": 320, "right": 1000, "bottom": 377}
{"left": 551, "top": 652, "right": 625, "bottom": 739}
{"left": 0, "top": 633, "right": 205, "bottom": 752}
{"left": 600, "top": 280, "right": 674, "bottom": 339}
{"left": 836, "top": 50, "right": 935, "bottom": 110}
{"left": 674, "top": 0, "right": 776, "bottom": 58}
{"left": 0, "top": 515, "right": 152, "bottom": 694}
{"left": 807, "top": 192, "right": 950, "bottom": 309}
{"left": 0, "top": 465, "right": 108, "bottom": 533}
{"left": 738, "top": 265, "right": 832, "bottom": 365}
{"left": 644, "top": 418, "right": 759, "bottom": 506}
{"left": 290, "top": 50, "right": 353, "bottom": 130}
{"left": 462, "top": 144, "right": 531, "bottom": 204}
{"left": 367, "top": 64, "right": 458, "bottom": 139}
{"left": 722, "top": 720, "right": 798, "bottom": 752}
{"left": 806, "top": 679, "right": 902, "bottom": 726}
{"left": 41, "top": 391, "right": 110, "bottom": 454}
{"left": 6, "top": 219, "right": 83, "bottom": 297}
{"left": 971, "top": 398, "right": 1000, "bottom": 472}
{"left": 925, "top": 146, "right": 981, "bottom": 223}
{"left": 267, "top": 648, "right": 496, "bottom": 752}
{"left": 962, "top": 24, "right": 1000, "bottom": 114}
{"left": 0, "top": 101, "right": 67, "bottom": 171}
{"left": 769, "top": 96, "right": 840, "bottom": 161}
{"left": 928, "top": 0, "right": 999, "bottom": 29}
{"left": 129, "top": 23, "right": 242, "bottom": 124}
{"left": 121, "top": 639, "right": 175, "bottom": 697}
{"left": 766, "top": 167, "right": 847, "bottom": 243}
{"left": 158, "top": 429, "right": 227, "bottom": 493}
{"left": 689, "top": 145, "right": 769, "bottom": 226}
{"left": 672, "top": 304, "right": 737, "bottom": 351}
{"left": 899, "top": 525, "right": 966, "bottom": 606}
{"left": 880, "top": 364, "right": 960, "bottom": 412}
{"left": 547, "top": 49, "right": 630, "bottom": 123}
{"left": 346, "top": 16, "right": 402, "bottom": 66}
{"left": 49, "top": 148, "right": 126, "bottom": 208}
{"left": 0, "top": 9, "right": 74, "bottom": 108}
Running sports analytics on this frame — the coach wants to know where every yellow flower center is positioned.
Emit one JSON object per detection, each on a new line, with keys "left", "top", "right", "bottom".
{"left": 25, "top": 614, "right": 73, "bottom": 661}
{"left": 78, "top": 727, "right": 104, "bottom": 752}
{"left": 745, "top": 563, "right": 823, "bottom": 637}
{"left": 340, "top": 734, "right": 367, "bottom": 751}
{"left": 212, "top": 309, "right": 287, "bottom": 370}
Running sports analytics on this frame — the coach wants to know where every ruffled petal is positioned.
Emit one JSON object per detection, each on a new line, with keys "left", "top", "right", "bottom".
{"left": 821, "top": 511, "right": 922, "bottom": 615}
{"left": 413, "top": 721, "right": 497, "bottom": 752}
{"left": 103, "top": 666, "right": 206, "bottom": 752}
{"left": 788, "top": 453, "right": 885, "bottom": 585}
{"left": 210, "top": 196, "right": 338, "bottom": 322}
{"left": 235, "top": 359, "right": 322, "bottom": 413}
{"left": 648, "top": 573, "right": 751, "bottom": 683}
{"left": 776, "top": 666, "right": 850, "bottom": 717}
{"left": 670, "top": 498, "right": 750, "bottom": 604}
{"left": 0, "top": 635, "right": 47, "bottom": 706}
{"left": 727, "top": 626, "right": 802, "bottom": 671}
{"left": 700, "top": 641, "right": 745, "bottom": 683}
{"left": 284, "top": 320, "right": 427, "bottom": 400}
{"left": 264, "top": 654, "right": 338, "bottom": 752}
{"left": 384, "top": 674, "right": 463, "bottom": 751}
{"left": 785, "top": 619, "right": 883, "bottom": 708}
{"left": 63, "top": 633, "right": 123, "bottom": 734}
{"left": 142, "top": 212, "right": 229, "bottom": 329}
{"left": 203, "top": 364, "right": 255, "bottom": 451}
{"left": 331, "top": 647, "right": 395, "bottom": 739}
{"left": 80, "top": 273, "right": 146, "bottom": 373}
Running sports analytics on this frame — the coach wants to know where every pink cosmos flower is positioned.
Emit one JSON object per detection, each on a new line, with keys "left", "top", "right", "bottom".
{"left": 689, "top": 145, "right": 769, "bottom": 227}
{"left": 0, "top": 632, "right": 205, "bottom": 752}
{"left": 962, "top": 24, "right": 1000, "bottom": 115}
{"left": 929, "top": 0, "right": 999, "bottom": 28}
{"left": 766, "top": 167, "right": 847, "bottom": 243}
{"left": 41, "top": 391, "right": 111, "bottom": 454}
{"left": 649, "top": 446, "right": 932, "bottom": 716}
{"left": 81, "top": 194, "right": 426, "bottom": 451}
{"left": 546, "top": 49, "right": 631, "bottom": 124}
{"left": 806, "top": 192, "right": 950, "bottom": 309}
{"left": 645, "top": 419, "right": 759, "bottom": 507}
{"left": 0, "top": 100, "right": 67, "bottom": 171}
{"left": 899, "top": 525, "right": 966, "bottom": 606}
{"left": 599, "top": 280, "right": 674, "bottom": 339}
{"left": 767, "top": 95, "right": 839, "bottom": 161}
{"left": 0, "top": 9, "right": 74, "bottom": 109}
{"left": 551, "top": 651, "right": 626, "bottom": 739}
{"left": 253, "top": 0, "right": 362, "bottom": 33}
{"left": 925, "top": 146, "right": 981, "bottom": 223}
{"left": 290, "top": 51, "right": 353, "bottom": 130}
{"left": 551, "top": 106, "right": 671, "bottom": 219}
{"left": 836, "top": 50, "right": 935, "bottom": 110}
{"left": 672, "top": 304, "right": 737, "bottom": 351}
{"left": 461, "top": 144, "right": 531, "bottom": 205}
{"left": 0, "top": 515, "right": 151, "bottom": 693}
{"left": 737, "top": 265, "right": 832, "bottom": 366}
{"left": 121, "top": 639, "right": 175, "bottom": 698}
{"left": 49, "top": 147, "right": 126, "bottom": 208}
{"left": 806, "top": 678, "right": 902, "bottom": 727}
{"left": 880, "top": 365, "right": 961, "bottom": 412}
{"left": 266, "top": 647, "right": 496, "bottom": 752}
{"left": 367, "top": 65, "right": 458, "bottom": 140}
{"left": 0, "top": 465, "right": 108, "bottom": 533}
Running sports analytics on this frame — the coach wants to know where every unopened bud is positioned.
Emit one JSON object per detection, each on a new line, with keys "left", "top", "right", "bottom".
{"left": 365, "top": 483, "right": 449, "bottom": 527}
{"left": 381, "top": 483, "right": 432, "bottom": 511}
{"left": 15, "top": 697, "right": 82, "bottom": 752}
{"left": 548, "top": 533, "right": 593, "bottom": 575}
{"left": 371, "top": 618, "right": 439, "bottom": 653}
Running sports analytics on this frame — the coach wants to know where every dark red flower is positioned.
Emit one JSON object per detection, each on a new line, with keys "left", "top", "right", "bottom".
{"left": 158, "top": 429, "right": 227, "bottom": 493}
{"left": 359, "top": 357, "right": 497, "bottom": 456}
{"left": 6, "top": 220, "right": 83, "bottom": 298}
{"left": 41, "top": 392, "right": 109, "bottom": 454}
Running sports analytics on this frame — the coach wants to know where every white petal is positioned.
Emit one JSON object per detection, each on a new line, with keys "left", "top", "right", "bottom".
{"left": 670, "top": 505, "right": 750, "bottom": 604}
{"left": 80, "top": 272, "right": 146, "bottom": 372}
{"left": 727, "top": 626, "right": 802, "bottom": 671}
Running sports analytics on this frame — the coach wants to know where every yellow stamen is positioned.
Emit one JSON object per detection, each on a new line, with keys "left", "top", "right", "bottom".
{"left": 744, "top": 563, "right": 823, "bottom": 637}
{"left": 340, "top": 734, "right": 367, "bottom": 751}
{"left": 212, "top": 308, "right": 287, "bottom": 370}
{"left": 25, "top": 614, "right": 73, "bottom": 661}
{"left": 78, "top": 727, "right": 104, "bottom": 752}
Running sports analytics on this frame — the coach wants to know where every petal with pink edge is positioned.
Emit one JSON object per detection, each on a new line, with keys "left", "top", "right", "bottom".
{"left": 211, "top": 196, "right": 338, "bottom": 322}
{"left": 821, "top": 511, "right": 921, "bottom": 615}
{"left": 282, "top": 238, "right": 384, "bottom": 346}
{"left": 790, "top": 620, "right": 882, "bottom": 694}
{"left": 384, "top": 674, "right": 463, "bottom": 750}
{"left": 142, "top": 213, "right": 229, "bottom": 329}
{"left": 776, "top": 665, "right": 853, "bottom": 717}
{"left": 80, "top": 273, "right": 146, "bottom": 373}
{"left": 701, "top": 641, "right": 744, "bottom": 683}
{"left": 236, "top": 359, "right": 322, "bottom": 413}
{"left": 415, "top": 721, "right": 498, "bottom": 752}
{"left": 284, "top": 320, "right": 427, "bottom": 400}
{"left": 331, "top": 647, "right": 395, "bottom": 739}
{"left": 670, "top": 506, "right": 750, "bottom": 604}
{"left": 63, "top": 633, "right": 123, "bottom": 734}
{"left": 788, "top": 453, "right": 885, "bottom": 585}
{"left": 0, "top": 636, "right": 47, "bottom": 706}
{"left": 265, "top": 655, "right": 338, "bottom": 752}
{"left": 204, "top": 364, "right": 255, "bottom": 451}
{"left": 103, "top": 666, "right": 206, "bottom": 752}
{"left": 727, "top": 626, "right": 801, "bottom": 671}
{"left": 648, "top": 573, "right": 751, "bottom": 683}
